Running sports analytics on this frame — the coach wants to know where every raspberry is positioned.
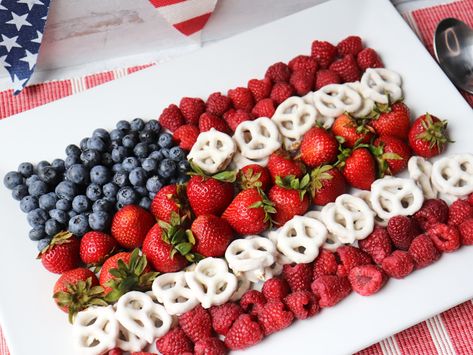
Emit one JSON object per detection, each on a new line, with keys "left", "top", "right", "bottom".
{"left": 313, "top": 249, "right": 338, "bottom": 280}
{"left": 173, "top": 124, "right": 200, "bottom": 151}
{"left": 270, "top": 82, "right": 295, "bottom": 105}
{"left": 159, "top": 104, "right": 185, "bottom": 132}
{"left": 247, "top": 78, "right": 272, "bottom": 101}
{"left": 459, "top": 218, "right": 473, "bottom": 245}
{"left": 179, "top": 97, "right": 206, "bottom": 125}
{"left": 336, "top": 35, "right": 363, "bottom": 56}
{"left": 290, "top": 70, "right": 314, "bottom": 96}
{"left": 224, "top": 314, "right": 264, "bottom": 350}
{"left": 311, "top": 40, "right": 337, "bottom": 68}
{"left": 156, "top": 327, "right": 193, "bottom": 355}
{"left": 288, "top": 55, "right": 318, "bottom": 75}
{"left": 336, "top": 245, "right": 372, "bottom": 277}
{"left": 281, "top": 263, "right": 312, "bottom": 292}
{"left": 314, "top": 69, "right": 341, "bottom": 90}
{"left": 311, "top": 275, "right": 351, "bottom": 307}
{"left": 199, "top": 112, "right": 230, "bottom": 134}
{"left": 251, "top": 98, "right": 276, "bottom": 118}
{"left": 261, "top": 277, "right": 290, "bottom": 300}
{"left": 206, "top": 92, "right": 231, "bottom": 116}
{"left": 448, "top": 199, "right": 473, "bottom": 226}
{"left": 414, "top": 199, "right": 449, "bottom": 231}
{"left": 178, "top": 305, "right": 212, "bottom": 343}
{"left": 381, "top": 251, "right": 415, "bottom": 279}
{"left": 209, "top": 302, "right": 243, "bottom": 336}
{"left": 108, "top": 349, "right": 123, "bottom": 355}
{"left": 329, "top": 54, "right": 361, "bottom": 82}
{"left": 223, "top": 109, "right": 254, "bottom": 132}
{"left": 194, "top": 337, "right": 227, "bottom": 355}
{"left": 408, "top": 234, "right": 441, "bottom": 268}
{"left": 468, "top": 193, "right": 473, "bottom": 207}
{"left": 239, "top": 290, "right": 266, "bottom": 316}
{"left": 386, "top": 216, "right": 419, "bottom": 250}
{"left": 130, "top": 352, "right": 157, "bottom": 355}
{"left": 348, "top": 264, "right": 387, "bottom": 296}
{"left": 256, "top": 299, "right": 294, "bottom": 335}
{"left": 427, "top": 223, "right": 461, "bottom": 252}
{"left": 265, "top": 62, "right": 291, "bottom": 83}
{"left": 283, "top": 290, "right": 320, "bottom": 320}
{"left": 356, "top": 48, "right": 384, "bottom": 71}
{"left": 227, "top": 87, "right": 254, "bottom": 112}
{"left": 358, "top": 226, "right": 392, "bottom": 264}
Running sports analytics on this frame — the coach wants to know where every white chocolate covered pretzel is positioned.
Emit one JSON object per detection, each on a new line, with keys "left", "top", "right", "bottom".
{"left": 360, "top": 68, "right": 402, "bottom": 104}
{"left": 230, "top": 151, "right": 269, "bottom": 170}
{"left": 116, "top": 319, "right": 147, "bottom": 353}
{"left": 188, "top": 128, "right": 236, "bottom": 174}
{"left": 185, "top": 258, "right": 237, "bottom": 309}
{"left": 225, "top": 236, "right": 276, "bottom": 274}
{"left": 408, "top": 156, "right": 438, "bottom": 199}
{"left": 431, "top": 154, "right": 473, "bottom": 197}
{"left": 354, "top": 190, "right": 387, "bottom": 227}
{"left": 312, "top": 84, "right": 363, "bottom": 118}
{"left": 370, "top": 177, "right": 424, "bottom": 220}
{"left": 304, "top": 210, "right": 342, "bottom": 251}
{"left": 345, "top": 81, "right": 375, "bottom": 118}
{"left": 303, "top": 92, "right": 335, "bottom": 129}
{"left": 230, "top": 272, "right": 251, "bottom": 301}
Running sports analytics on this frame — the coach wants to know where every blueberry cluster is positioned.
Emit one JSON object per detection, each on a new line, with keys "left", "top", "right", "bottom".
{"left": 3, "top": 118, "right": 190, "bottom": 250}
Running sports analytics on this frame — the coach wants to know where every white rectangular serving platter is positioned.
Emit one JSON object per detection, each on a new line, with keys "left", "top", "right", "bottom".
{"left": 1, "top": 0, "right": 473, "bottom": 354}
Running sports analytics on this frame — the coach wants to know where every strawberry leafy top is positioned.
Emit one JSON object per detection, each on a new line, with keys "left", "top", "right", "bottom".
{"left": 275, "top": 174, "right": 310, "bottom": 200}
{"left": 188, "top": 160, "right": 237, "bottom": 183}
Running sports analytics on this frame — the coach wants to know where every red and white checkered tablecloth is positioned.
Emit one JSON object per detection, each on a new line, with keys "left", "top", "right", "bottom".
{"left": 1, "top": 1, "right": 473, "bottom": 354}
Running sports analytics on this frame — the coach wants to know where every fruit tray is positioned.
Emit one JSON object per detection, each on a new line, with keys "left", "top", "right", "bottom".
{"left": 1, "top": 0, "right": 473, "bottom": 354}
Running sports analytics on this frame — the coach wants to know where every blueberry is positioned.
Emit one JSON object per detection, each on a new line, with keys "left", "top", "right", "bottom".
{"left": 101, "top": 152, "right": 113, "bottom": 167}
{"left": 142, "top": 158, "right": 158, "bottom": 173}
{"left": 113, "top": 172, "right": 129, "bottom": 187}
{"left": 36, "top": 161, "right": 50, "bottom": 171}
{"left": 37, "top": 165, "right": 59, "bottom": 184}
{"left": 169, "top": 177, "right": 178, "bottom": 184}
{"left": 25, "top": 174, "right": 40, "bottom": 186}
{"left": 117, "top": 186, "right": 138, "bottom": 205}
{"left": 139, "top": 130, "right": 156, "bottom": 144}
{"left": 92, "top": 199, "right": 113, "bottom": 213}
{"left": 89, "top": 211, "right": 111, "bottom": 231}
{"left": 144, "top": 119, "right": 161, "bottom": 133}
{"left": 122, "top": 157, "right": 140, "bottom": 172}
{"left": 68, "top": 210, "right": 78, "bottom": 219}
{"left": 177, "top": 160, "right": 191, "bottom": 173}
{"left": 45, "top": 219, "right": 62, "bottom": 236}
{"left": 148, "top": 143, "right": 159, "bottom": 152}
{"left": 55, "top": 181, "right": 78, "bottom": 200}
{"left": 169, "top": 146, "right": 185, "bottom": 162}
{"left": 104, "top": 195, "right": 117, "bottom": 204}
{"left": 110, "top": 141, "right": 120, "bottom": 150}
{"left": 86, "top": 183, "right": 103, "bottom": 201}
{"left": 103, "top": 182, "right": 119, "bottom": 199}
{"left": 51, "top": 159, "right": 65, "bottom": 173}
{"left": 134, "top": 142, "right": 149, "bottom": 158}
{"left": 3, "top": 171, "right": 23, "bottom": 189}
{"left": 134, "top": 186, "right": 148, "bottom": 197}
{"left": 111, "top": 146, "right": 129, "bottom": 163}
{"left": 66, "top": 164, "right": 90, "bottom": 185}
{"left": 110, "top": 129, "right": 125, "bottom": 142}
{"left": 20, "top": 196, "right": 38, "bottom": 213}
{"left": 80, "top": 149, "right": 102, "bottom": 168}
{"left": 87, "top": 136, "right": 106, "bottom": 152}
{"left": 149, "top": 150, "right": 164, "bottom": 162}
{"left": 149, "top": 192, "right": 156, "bottom": 200}
{"left": 130, "top": 118, "right": 145, "bottom": 131}
{"left": 65, "top": 155, "right": 79, "bottom": 169}
{"left": 176, "top": 175, "right": 189, "bottom": 184}
{"left": 161, "top": 148, "right": 170, "bottom": 159}
{"left": 158, "top": 133, "right": 173, "bottom": 148}
{"left": 146, "top": 176, "right": 163, "bottom": 193}
{"left": 68, "top": 214, "right": 89, "bottom": 236}
{"left": 116, "top": 120, "right": 131, "bottom": 131}
{"left": 80, "top": 137, "right": 90, "bottom": 151}
{"left": 39, "top": 193, "right": 58, "bottom": 211}
{"left": 112, "top": 163, "right": 125, "bottom": 173}
{"left": 29, "top": 226, "right": 46, "bottom": 241}
{"left": 129, "top": 167, "right": 147, "bottom": 186}
{"left": 122, "top": 134, "right": 138, "bottom": 149}
{"left": 12, "top": 184, "right": 28, "bottom": 200}
{"left": 49, "top": 209, "right": 68, "bottom": 224}
{"left": 27, "top": 208, "right": 48, "bottom": 227}
{"left": 158, "top": 159, "right": 176, "bottom": 179}
{"left": 72, "top": 195, "right": 90, "bottom": 213}
{"left": 37, "top": 238, "right": 52, "bottom": 252}
{"left": 92, "top": 128, "right": 110, "bottom": 142}
{"left": 28, "top": 180, "right": 49, "bottom": 197}
{"left": 139, "top": 197, "right": 152, "bottom": 210}
{"left": 66, "top": 144, "right": 81, "bottom": 158}
{"left": 90, "top": 165, "right": 111, "bottom": 185}
{"left": 18, "top": 162, "right": 34, "bottom": 177}
{"left": 116, "top": 201, "right": 125, "bottom": 210}
{"left": 56, "top": 198, "right": 72, "bottom": 211}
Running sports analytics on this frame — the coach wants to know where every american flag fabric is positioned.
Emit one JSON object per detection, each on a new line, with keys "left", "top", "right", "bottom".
{"left": 0, "top": 0, "right": 51, "bottom": 95}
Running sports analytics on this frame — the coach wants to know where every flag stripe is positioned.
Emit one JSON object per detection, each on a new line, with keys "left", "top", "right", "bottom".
{"left": 149, "top": 0, "right": 186, "bottom": 8}
{"left": 156, "top": 0, "right": 216, "bottom": 27}
{"left": 173, "top": 12, "right": 212, "bottom": 36}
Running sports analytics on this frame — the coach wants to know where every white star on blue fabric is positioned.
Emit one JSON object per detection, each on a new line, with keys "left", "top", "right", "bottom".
{"left": 0, "top": 34, "right": 21, "bottom": 51}
{"left": 6, "top": 12, "right": 32, "bottom": 31}
{"left": 17, "top": 0, "right": 44, "bottom": 11}
{"left": 19, "top": 49, "right": 37, "bottom": 70}
{"left": 31, "top": 30, "right": 42, "bottom": 43}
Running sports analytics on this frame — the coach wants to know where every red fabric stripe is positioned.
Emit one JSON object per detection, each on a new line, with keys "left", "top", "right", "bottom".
{"left": 441, "top": 302, "right": 473, "bottom": 355}
{"left": 173, "top": 12, "right": 212, "bottom": 36}
{"left": 395, "top": 321, "right": 438, "bottom": 354}
{"left": 149, "top": 0, "right": 186, "bottom": 8}
{"left": 356, "top": 342, "right": 383, "bottom": 355}
{"left": 84, "top": 71, "right": 115, "bottom": 89}
{"left": 127, "top": 63, "right": 156, "bottom": 74}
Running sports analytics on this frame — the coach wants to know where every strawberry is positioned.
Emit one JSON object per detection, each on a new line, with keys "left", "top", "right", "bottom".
{"left": 372, "top": 135, "right": 412, "bottom": 176}
{"left": 228, "top": 87, "right": 254, "bottom": 112}
{"left": 414, "top": 199, "right": 449, "bottom": 231}
{"left": 281, "top": 263, "right": 312, "bottom": 292}
{"left": 256, "top": 299, "right": 294, "bottom": 335}
{"left": 338, "top": 147, "right": 376, "bottom": 190}
{"left": 239, "top": 290, "right": 267, "bottom": 316}
{"left": 448, "top": 199, "right": 473, "bottom": 226}
{"left": 300, "top": 127, "right": 338, "bottom": 167}
{"left": 210, "top": 302, "right": 243, "bottom": 336}
{"left": 265, "top": 62, "right": 291, "bottom": 83}
{"left": 337, "top": 35, "right": 363, "bottom": 56}
{"left": 370, "top": 102, "right": 410, "bottom": 140}
{"left": 314, "top": 69, "right": 341, "bottom": 90}
{"left": 310, "top": 165, "right": 346, "bottom": 206}
{"left": 111, "top": 205, "right": 155, "bottom": 249}
{"left": 179, "top": 97, "right": 206, "bottom": 125}
{"left": 247, "top": 78, "right": 272, "bottom": 101}
{"left": 223, "top": 109, "right": 254, "bottom": 131}
{"left": 79, "top": 231, "right": 117, "bottom": 265}
{"left": 386, "top": 215, "right": 419, "bottom": 251}
{"left": 290, "top": 69, "right": 314, "bottom": 96}
{"left": 222, "top": 188, "right": 275, "bottom": 235}
{"left": 190, "top": 214, "right": 234, "bottom": 257}
{"left": 173, "top": 124, "right": 200, "bottom": 151}
{"left": 459, "top": 218, "right": 473, "bottom": 245}
{"left": 288, "top": 55, "right": 318, "bottom": 75}
{"left": 251, "top": 98, "right": 276, "bottom": 118}
{"left": 53, "top": 268, "right": 106, "bottom": 322}
{"left": 283, "top": 290, "right": 320, "bottom": 320}
{"left": 356, "top": 48, "right": 384, "bottom": 70}
{"left": 312, "top": 249, "right": 338, "bottom": 280}
{"left": 267, "top": 149, "right": 304, "bottom": 182}
{"left": 206, "top": 92, "right": 232, "bottom": 117}
{"left": 238, "top": 164, "right": 271, "bottom": 191}
{"left": 332, "top": 113, "right": 373, "bottom": 148}
{"left": 194, "top": 338, "right": 227, "bottom": 355}
{"left": 408, "top": 113, "right": 450, "bottom": 158}
{"left": 381, "top": 251, "right": 415, "bottom": 279}
{"left": 261, "top": 277, "right": 290, "bottom": 301}
{"left": 269, "top": 174, "right": 310, "bottom": 225}
{"left": 311, "top": 40, "right": 337, "bottom": 68}
{"left": 178, "top": 305, "right": 212, "bottom": 343}
{"left": 151, "top": 184, "right": 191, "bottom": 224}
{"left": 358, "top": 227, "right": 392, "bottom": 264}
{"left": 329, "top": 54, "right": 361, "bottom": 82}
{"left": 224, "top": 314, "right": 264, "bottom": 350}
{"left": 348, "top": 265, "right": 388, "bottom": 296}
{"left": 199, "top": 112, "right": 231, "bottom": 134}
{"left": 39, "top": 232, "right": 81, "bottom": 274}
{"left": 311, "top": 275, "right": 351, "bottom": 307}
{"left": 156, "top": 327, "right": 193, "bottom": 355}
{"left": 159, "top": 104, "right": 185, "bottom": 132}
{"left": 427, "top": 223, "right": 461, "bottom": 253}
{"left": 408, "top": 234, "right": 441, "bottom": 268}
{"left": 336, "top": 245, "right": 372, "bottom": 277}
{"left": 270, "top": 82, "right": 295, "bottom": 104}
